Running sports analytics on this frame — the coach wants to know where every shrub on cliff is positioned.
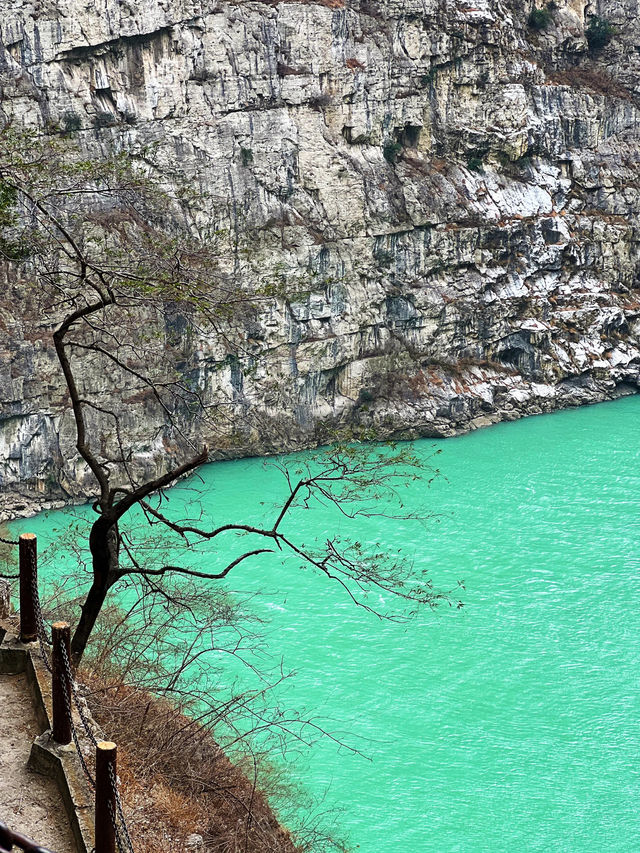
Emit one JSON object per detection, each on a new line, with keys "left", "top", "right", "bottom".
{"left": 383, "top": 140, "right": 402, "bottom": 164}
{"left": 528, "top": 7, "right": 551, "bottom": 30}
{"left": 586, "top": 16, "right": 615, "bottom": 50}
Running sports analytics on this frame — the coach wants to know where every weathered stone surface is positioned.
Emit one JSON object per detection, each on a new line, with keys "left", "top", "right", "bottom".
{"left": 1, "top": 0, "right": 640, "bottom": 516}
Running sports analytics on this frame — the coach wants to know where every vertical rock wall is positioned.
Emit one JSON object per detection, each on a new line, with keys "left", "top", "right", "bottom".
{"left": 1, "top": 0, "right": 640, "bottom": 514}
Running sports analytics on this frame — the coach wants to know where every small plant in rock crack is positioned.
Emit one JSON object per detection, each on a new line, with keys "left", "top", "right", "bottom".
{"left": 586, "top": 15, "right": 615, "bottom": 50}
{"left": 383, "top": 140, "right": 402, "bottom": 165}
{"left": 467, "top": 156, "right": 484, "bottom": 172}
{"left": 528, "top": 7, "right": 552, "bottom": 30}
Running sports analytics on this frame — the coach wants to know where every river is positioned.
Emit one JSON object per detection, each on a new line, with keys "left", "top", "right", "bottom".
{"left": 11, "top": 396, "right": 640, "bottom": 852}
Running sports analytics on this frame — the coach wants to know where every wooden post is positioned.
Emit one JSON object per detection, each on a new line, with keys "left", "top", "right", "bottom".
{"left": 95, "top": 740, "right": 117, "bottom": 853}
{"left": 19, "top": 533, "right": 38, "bottom": 643}
{"left": 51, "top": 621, "right": 72, "bottom": 745}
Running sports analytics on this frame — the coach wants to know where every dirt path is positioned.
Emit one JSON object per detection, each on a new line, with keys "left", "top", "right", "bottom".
{"left": 0, "top": 671, "right": 77, "bottom": 852}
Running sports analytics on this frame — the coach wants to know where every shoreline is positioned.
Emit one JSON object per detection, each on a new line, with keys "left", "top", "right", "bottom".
{"left": 2, "top": 383, "right": 637, "bottom": 523}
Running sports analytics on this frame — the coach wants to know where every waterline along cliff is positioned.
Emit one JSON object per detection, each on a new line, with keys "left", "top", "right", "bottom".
{"left": 1, "top": 0, "right": 640, "bottom": 516}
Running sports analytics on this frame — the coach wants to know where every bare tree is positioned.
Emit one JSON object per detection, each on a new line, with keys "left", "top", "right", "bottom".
{"left": 1, "top": 127, "right": 451, "bottom": 666}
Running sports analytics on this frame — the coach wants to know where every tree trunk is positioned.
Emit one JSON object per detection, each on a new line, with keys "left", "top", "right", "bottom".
{"left": 70, "top": 578, "right": 110, "bottom": 665}
{"left": 70, "top": 517, "right": 120, "bottom": 665}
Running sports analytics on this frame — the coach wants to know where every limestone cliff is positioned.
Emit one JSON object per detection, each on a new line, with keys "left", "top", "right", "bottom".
{"left": 1, "top": 0, "right": 640, "bottom": 516}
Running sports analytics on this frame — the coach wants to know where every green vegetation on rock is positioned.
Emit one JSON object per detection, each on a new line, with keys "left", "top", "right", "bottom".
{"left": 586, "top": 15, "right": 615, "bottom": 50}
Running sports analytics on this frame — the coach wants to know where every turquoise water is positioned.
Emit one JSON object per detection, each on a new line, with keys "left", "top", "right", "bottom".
{"left": 12, "top": 397, "right": 640, "bottom": 852}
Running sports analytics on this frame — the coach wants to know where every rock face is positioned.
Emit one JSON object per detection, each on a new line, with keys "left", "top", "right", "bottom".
{"left": 1, "top": 0, "right": 640, "bottom": 515}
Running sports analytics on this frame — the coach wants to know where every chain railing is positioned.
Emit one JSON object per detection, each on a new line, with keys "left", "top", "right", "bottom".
{"left": 6, "top": 533, "right": 136, "bottom": 853}
{"left": 30, "top": 546, "right": 52, "bottom": 675}
{"left": 108, "top": 762, "right": 135, "bottom": 853}
{"left": 58, "top": 636, "right": 97, "bottom": 789}
{"left": 0, "top": 534, "right": 20, "bottom": 581}
{"left": 0, "top": 820, "right": 55, "bottom": 853}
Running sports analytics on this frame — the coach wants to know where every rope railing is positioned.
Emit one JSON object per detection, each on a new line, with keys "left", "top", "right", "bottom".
{"left": 5, "top": 534, "right": 135, "bottom": 853}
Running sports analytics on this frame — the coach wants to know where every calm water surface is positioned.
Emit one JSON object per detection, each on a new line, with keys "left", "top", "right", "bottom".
{"left": 13, "top": 397, "right": 640, "bottom": 852}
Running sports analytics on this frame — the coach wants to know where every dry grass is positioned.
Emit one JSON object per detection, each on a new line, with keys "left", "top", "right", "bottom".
{"left": 36, "top": 574, "right": 350, "bottom": 852}
{"left": 548, "top": 67, "right": 633, "bottom": 101}
{"left": 81, "top": 669, "right": 301, "bottom": 853}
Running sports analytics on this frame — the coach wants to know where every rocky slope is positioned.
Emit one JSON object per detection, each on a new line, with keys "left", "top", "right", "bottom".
{"left": 1, "top": 0, "right": 640, "bottom": 515}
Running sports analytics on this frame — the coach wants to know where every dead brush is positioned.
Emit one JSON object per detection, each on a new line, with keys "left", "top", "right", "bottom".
{"left": 40, "top": 575, "right": 350, "bottom": 851}
{"left": 81, "top": 666, "right": 300, "bottom": 853}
